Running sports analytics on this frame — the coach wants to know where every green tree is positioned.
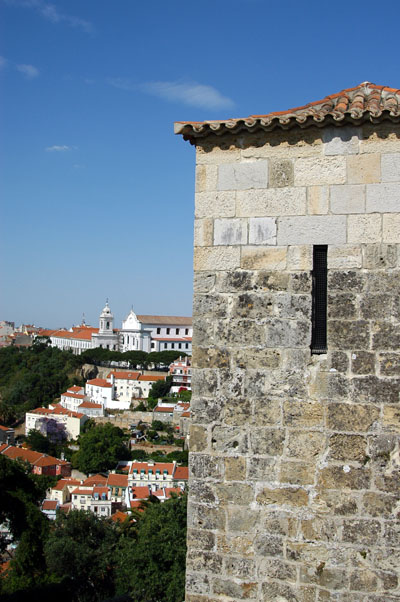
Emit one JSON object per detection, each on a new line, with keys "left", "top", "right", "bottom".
{"left": 148, "top": 376, "right": 172, "bottom": 399}
{"left": 0, "top": 455, "right": 51, "bottom": 594}
{"left": 72, "top": 424, "right": 130, "bottom": 474}
{"left": 44, "top": 510, "right": 119, "bottom": 602}
{"left": 115, "top": 494, "right": 187, "bottom": 601}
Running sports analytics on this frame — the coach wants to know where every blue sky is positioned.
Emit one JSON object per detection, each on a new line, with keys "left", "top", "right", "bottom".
{"left": 1, "top": 0, "right": 399, "bottom": 328}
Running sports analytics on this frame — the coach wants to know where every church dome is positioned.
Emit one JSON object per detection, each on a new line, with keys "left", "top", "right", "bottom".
{"left": 100, "top": 301, "right": 113, "bottom": 318}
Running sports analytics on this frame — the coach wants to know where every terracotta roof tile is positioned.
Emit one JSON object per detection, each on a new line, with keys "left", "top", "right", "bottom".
{"left": 42, "top": 500, "right": 58, "bottom": 510}
{"left": 107, "top": 473, "right": 128, "bottom": 487}
{"left": 175, "top": 82, "right": 400, "bottom": 142}
{"left": 138, "top": 375, "right": 165, "bottom": 382}
{"left": 107, "top": 371, "right": 140, "bottom": 380}
{"left": 174, "top": 466, "right": 189, "bottom": 480}
{"left": 86, "top": 378, "right": 112, "bottom": 387}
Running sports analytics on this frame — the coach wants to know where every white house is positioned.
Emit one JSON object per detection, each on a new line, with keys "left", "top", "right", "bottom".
{"left": 39, "top": 302, "right": 192, "bottom": 356}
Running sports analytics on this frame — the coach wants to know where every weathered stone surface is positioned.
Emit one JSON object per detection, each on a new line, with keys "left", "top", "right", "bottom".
{"left": 280, "top": 461, "right": 315, "bottom": 485}
{"left": 241, "top": 246, "right": 287, "bottom": 270}
{"left": 372, "top": 321, "right": 400, "bottom": 350}
{"left": 224, "top": 456, "right": 246, "bottom": 481}
{"left": 247, "top": 456, "right": 277, "bottom": 481}
{"left": 328, "top": 245, "right": 362, "bottom": 269}
{"left": 318, "top": 465, "right": 371, "bottom": 490}
{"left": 330, "top": 184, "right": 365, "bottom": 213}
{"left": 195, "top": 191, "right": 236, "bottom": 218}
{"left": 256, "top": 486, "right": 308, "bottom": 507}
{"left": 366, "top": 182, "right": 400, "bottom": 213}
{"left": 277, "top": 216, "right": 346, "bottom": 245}
{"left": 348, "top": 214, "right": 382, "bottom": 244}
{"left": 351, "top": 375, "right": 400, "bottom": 404}
{"left": 218, "top": 160, "right": 268, "bottom": 190}
{"left": 194, "top": 218, "right": 214, "bottom": 247}
{"left": 383, "top": 213, "right": 400, "bottom": 243}
{"left": 212, "top": 426, "right": 249, "bottom": 455}
{"left": 295, "top": 156, "right": 347, "bottom": 185}
{"left": 351, "top": 351, "right": 375, "bottom": 374}
{"left": 237, "top": 187, "right": 306, "bottom": 217}
{"left": 250, "top": 428, "right": 285, "bottom": 456}
{"left": 379, "top": 353, "right": 400, "bottom": 376}
{"left": 214, "top": 218, "right": 247, "bottom": 246}
{"left": 190, "top": 454, "right": 223, "bottom": 480}
{"left": 328, "top": 320, "right": 370, "bottom": 349}
{"left": 362, "top": 244, "right": 398, "bottom": 269}
{"left": 342, "top": 519, "right": 381, "bottom": 544}
{"left": 283, "top": 401, "right": 324, "bottom": 427}
{"left": 328, "top": 434, "right": 366, "bottom": 461}
{"left": 194, "top": 246, "right": 240, "bottom": 271}
{"left": 212, "top": 577, "right": 257, "bottom": 599}
{"left": 248, "top": 217, "right": 276, "bottom": 245}
{"left": 189, "top": 425, "right": 208, "bottom": 452}
{"left": 327, "top": 293, "right": 357, "bottom": 319}
{"left": 381, "top": 152, "right": 400, "bottom": 182}
{"left": 269, "top": 158, "right": 294, "bottom": 187}
{"left": 327, "top": 403, "right": 379, "bottom": 432}
{"left": 216, "top": 482, "right": 254, "bottom": 505}
{"left": 307, "top": 185, "right": 329, "bottom": 214}
{"left": 347, "top": 153, "right": 381, "bottom": 184}
{"left": 287, "top": 431, "right": 326, "bottom": 460}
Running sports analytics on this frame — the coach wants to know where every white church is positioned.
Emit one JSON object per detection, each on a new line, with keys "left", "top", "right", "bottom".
{"left": 39, "top": 302, "right": 192, "bottom": 356}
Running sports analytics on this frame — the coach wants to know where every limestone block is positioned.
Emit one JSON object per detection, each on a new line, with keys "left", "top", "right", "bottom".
{"left": 347, "top": 154, "right": 381, "bottom": 184}
{"left": 279, "top": 461, "right": 315, "bottom": 485}
{"left": 330, "top": 184, "right": 365, "bottom": 213}
{"left": 351, "top": 351, "right": 376, "bottom": 375}
{"left": 212, "top": 578, "right": 257, "bottom": 599}
{"left": 241, "top": 246, "right": 287, "bottom": 270}
{"left": 383, "top": 213, "right": 400, "bottom": 243}
{"left": 218, "top": 160, "right": 268, "bottom": 190}
{"left": 195, "top": 164, "right": 218, "bottom": 192}
{"left": 188, "top": 501, "right": 225, "bottom": 530}
{"left": 283, "top": 401, "right": 324, "bottom": 427}
{"left": 215, "top": 482, "right": 254, "bottom": 505}
{"left": 318, "top": 465, "right": 370, "bottom": 490}
{"left": 328, "top": 434, "right": 366, "bottom": 461}
{"left": 366, "top": 183, "right": 400, "bottom": 213}
{"left": 328, "top": 319, "right": 370, "bottom": 349}
{"left": 189, "top": 425, "right": 208, "bottom": 452}
{"left": 236, "top": 187, "right": 306, "bottom": 217}
{"left": 213, "top": 218, "right": 247, "bottom": 246}
{"left": 269, "top": 159, "right": 294, "bottom": 188}
{"left": 378, "top": 353, "right": 400, "bottom": 377}
{"left": 383, "top": 405, "right": 400, "bottom": 430}
{"left": 212, "top": 426, "right": 249, "bottom": 455}
{"left": 196, "top": 145, "right": 241, "bottom": 165}
{"left": 250, "top": 428, "right": 285, "bottom": 456}
{"left": 323, "top": 126, "right": 360, "bottom": 155}
{"left": 362, "top": 243, "right": 398, "bottom": 268}
{"left": 328, "top": 245, "right": 362, "bottom": 268}
{"left": 256, "top": 486, "right": 308, "bottom": 507}
{"left": 287, "top": 245, "right": 312, "bottom": 270}
{"left": 193, "top": 272, "right": 216, "bottom": 293}
{"left": 307, "top": 186, "right": 329, "bottom": 215}
{"left": 328, "top": 270, "right": 364, "bottom": 292}
{"left": 224, "top": 456, "right": 246, "bottom": 481}
{"left": 381, "top": 153, "right": 400, "bottom": 182}
{"left": 294, "top": 156, "right": 346, "bottom": 186}
{"left": 347, "top": 214, "right": 381, "bottom": 244}
{"left": 247, "top": 456, "right": 277, "bottom": 481}
{"left": 248, "top": 217, "right": 277, "bottom": 245}
{"left": 195, "top": 191, "right": 235, "bottom": 218}
{"left": 277, "top": 216, "right": 346, "bottom": 245}
{"left": 194, "top": 218, "right": 213, "bottom": 247}
{"left": 194, "top": 246, "right": 240, "bottom": 271}
{"left": 327, "top": 403, "right": 379, "bottom": 432}
{"left": 258, "top": 558, "right": 297, "bottom": 583}
{"left": 286, "top": 431, "right": 326, "bottom": 460}
{"left": 342, "top": 519, "right": 381, "bottom": 545}
{"left": 351, "top": 375, "right": 400, "bottom": 404}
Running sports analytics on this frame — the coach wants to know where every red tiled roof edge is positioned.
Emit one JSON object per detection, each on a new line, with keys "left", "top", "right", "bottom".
{"left": 174, "top": 82, "right": 400, "bottom": 142}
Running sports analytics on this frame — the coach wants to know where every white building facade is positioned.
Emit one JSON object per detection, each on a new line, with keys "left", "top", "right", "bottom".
{"left": 39, "top": 303, "right": 192, "bottom": 356}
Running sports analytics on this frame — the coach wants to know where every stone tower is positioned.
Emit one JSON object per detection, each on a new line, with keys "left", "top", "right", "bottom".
{"left": 176, "top": 83, "right": 400, "bottom": 600}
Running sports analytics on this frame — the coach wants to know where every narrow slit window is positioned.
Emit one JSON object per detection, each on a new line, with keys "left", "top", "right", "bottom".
{"left": 311, "top": 245, "right": 328, "bottom": 354}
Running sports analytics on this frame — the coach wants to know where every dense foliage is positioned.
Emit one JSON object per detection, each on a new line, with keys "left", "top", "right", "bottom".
{"left": 71, "top": 423, "right": 131, "bottom": 473}
{"left": 0, "top": 341, "right": 83, "bottom": 424}
{"left": 115, "top": 494, "right": 187, "bottom": 601}
{"left": 0, "top": 452, "right": 187, "bottom": 602}
{"left": 80, "top": 347, "right": 187, "bottom": 369}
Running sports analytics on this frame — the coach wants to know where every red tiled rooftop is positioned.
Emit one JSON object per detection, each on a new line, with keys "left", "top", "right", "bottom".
{"left": 86, "top": 378, "right": 112, "bottom": 387}
{"left": 42, "top": 500, "right": 58, "bottom": 510}
{"left": 107, "top": 473, "right": 128, "bottom": 487}
{"left": 174, "top": 466, "right": 189, "bottom": 480}
{"left": 107, "top": 371, "right": 140, "bottom": 380}
{"left": 175, "top": 82, "right": 400, "bottom": 142}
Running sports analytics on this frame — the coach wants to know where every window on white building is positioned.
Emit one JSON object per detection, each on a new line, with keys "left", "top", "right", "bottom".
{"left": 176, "top": 328, "right": 179, "bottom": 335}
{"left": 157, "top": 328, "right": 161, "bottom": 334}
{"left": 166, "top": 328, "right": 170, "bottom": 335}
{"left": 185, "top": 328, "right": 189, "bottom": 335}
{"left": 164, "top": 343, "right": 167, "bottom": 349}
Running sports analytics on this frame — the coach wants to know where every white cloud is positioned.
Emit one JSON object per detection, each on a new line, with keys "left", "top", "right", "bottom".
{"left": 16, "top": 63, "right": 39, "bottom": 79}
{"left": 45, "top": 145, "right": 72, "bottom": 152}
{"left": 107, "top": 77, "right": 135, "bottom": 91}
{"left": 5, "top": 0, "right": 93, "bottom": 33}
{"left": 140, "top": 81, "right": 235, "bottom": 110}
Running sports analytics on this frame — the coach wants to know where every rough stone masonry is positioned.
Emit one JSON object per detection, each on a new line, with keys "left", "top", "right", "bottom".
{"left": 176, "top": 83, "right": 400, "bottom": 601}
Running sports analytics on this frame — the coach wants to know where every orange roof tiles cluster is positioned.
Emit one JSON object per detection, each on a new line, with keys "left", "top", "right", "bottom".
{"left": 175, "top": 82, "right": 400, "bottom": 142}
{"left": 0, "top": 444, "right": 69, "bottom": 467}
{"left": 86, "top": 378, "right": 112, "bottom": 387}
{"left": 107, "top": 473, "right": 128, "bottom": 487}
{"left": 108, "top": 371, "right": 141, "bottom": 380}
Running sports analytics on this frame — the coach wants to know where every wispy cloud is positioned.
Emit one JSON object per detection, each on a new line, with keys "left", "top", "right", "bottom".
{"left": 107, "top": 77, "right": 135, "bottom": 91}
{"left": 16, "top": 63, "right": 39, "bottom": 79}
{"left": 0, "top": 56, "right": 7, "bottom": 70}
{"left": 4, "top": 0, "right": 94, "bottom": 33}
{"left": 140, "top": 81, "right": 235, "bottom": 110}
{"left": 45, "top": 145, "right": 73, "bottom": 152}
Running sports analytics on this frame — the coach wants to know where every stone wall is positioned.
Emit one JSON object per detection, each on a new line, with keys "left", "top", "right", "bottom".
{"left": 186, "top": 122, "right": 400, "bottom": 601}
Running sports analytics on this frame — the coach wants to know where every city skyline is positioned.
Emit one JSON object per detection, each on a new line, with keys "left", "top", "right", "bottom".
{"left": 1, "top": 0, "right": 398, "bottom": 327}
